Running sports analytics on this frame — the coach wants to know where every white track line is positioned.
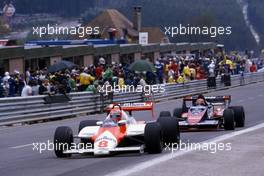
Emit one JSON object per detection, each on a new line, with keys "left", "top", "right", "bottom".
{"left": 106, "top": 122, "right": 264, "bottom": 176}
{"left": 10, "top": 143, "right": 32, "bottom": 149}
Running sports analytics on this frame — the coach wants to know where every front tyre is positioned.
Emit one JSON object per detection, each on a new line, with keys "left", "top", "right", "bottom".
{"left": 54, "top": 126, "right": 73, "bottom": 158}
{"left": 145, "top": 122, "right": 163, "bottom": 154}
{"left": 159, "top": 111, "right": 172, "bottom": 117}
{"left": 157, "top": 116, "right": 180, "bottom": 144}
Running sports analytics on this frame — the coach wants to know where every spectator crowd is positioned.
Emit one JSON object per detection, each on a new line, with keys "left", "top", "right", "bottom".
{"left": 0, "top": 52, "right": 263, "bottom": 98}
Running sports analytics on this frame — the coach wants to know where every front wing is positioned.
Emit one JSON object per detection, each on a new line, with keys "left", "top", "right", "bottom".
{"left": 179, "top": 120, "right": 219, "bottom": 129}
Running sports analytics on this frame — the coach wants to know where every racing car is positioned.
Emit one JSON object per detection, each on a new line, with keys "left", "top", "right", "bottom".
{"left": 167, "top": 95, "right": 245, "bottom": 131}
{"left": 54, "top": 102, "right": 180, "bottom": 158}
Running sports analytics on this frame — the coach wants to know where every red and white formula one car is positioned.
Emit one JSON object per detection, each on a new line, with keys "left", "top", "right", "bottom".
{"left": 171, "top": 95, "right": 245, "bottom": 131}
{"left": 54, "top": 102, "right": 180, "bottom": 157}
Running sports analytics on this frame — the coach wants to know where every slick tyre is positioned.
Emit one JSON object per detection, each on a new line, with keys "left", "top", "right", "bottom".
{"left": 54, "top": 126, "right": 73, "bottom": 158}
{"left": 157, "top": 116, "right": 180, "bottom": 144}
{"left": 145, "top": 122, "right": 163, "bottom": 154}
{"left": 223, "top": 109, "right": 235, "bottom": 130}
{"left": 159, "top": 111, "right": 172, "bottom": 117}
{"left": 229, "top": 106, "right": 245, "bottom": 127}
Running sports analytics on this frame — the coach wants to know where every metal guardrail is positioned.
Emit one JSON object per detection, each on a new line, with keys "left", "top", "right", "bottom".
{"left": 0, "top": 72, "right": 264, "bottom": 126}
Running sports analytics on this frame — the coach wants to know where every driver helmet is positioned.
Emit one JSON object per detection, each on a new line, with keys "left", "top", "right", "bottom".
{"left": 110, "top": 109, "right": 122, "bottom": 122}
{"left": 196, "top": 94, "right": 206, "bottom": 106}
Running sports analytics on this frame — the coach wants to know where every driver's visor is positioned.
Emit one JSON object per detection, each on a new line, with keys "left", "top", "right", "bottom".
{"left": 111, "top": 113, "right": 121, "bottom": 118}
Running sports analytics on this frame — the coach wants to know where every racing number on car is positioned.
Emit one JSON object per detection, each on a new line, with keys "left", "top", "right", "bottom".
{"left": 98, "top": 140, "right": 108, "bottom": 147}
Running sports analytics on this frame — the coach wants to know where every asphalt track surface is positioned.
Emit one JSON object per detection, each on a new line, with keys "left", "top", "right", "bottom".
{"left": 0, "top": 81, "right": 264, "bottom": 176}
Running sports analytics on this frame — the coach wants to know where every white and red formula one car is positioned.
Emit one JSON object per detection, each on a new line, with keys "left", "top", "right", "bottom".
{"left": 54, "top": 102, "right": 180, "bottom": 158}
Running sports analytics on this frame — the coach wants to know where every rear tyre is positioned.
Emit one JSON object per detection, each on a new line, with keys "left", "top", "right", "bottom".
{"left": 78, "top": 120, "right": 98, "bottom": 145}
{"left": 159, "top": 111, "right": 171, "bottom": 117}
{"left": 173, "top": 108, "right": 182, "bottom": 118}
{"left": 157, "top": 116, "right": 180, "bottom": 144}
{"left": 229, "top": 106, "right": 245, "bottom": 127}
{"left": 54, "top": 126, "right": 73, "bottom": 158}
{"left": 223, "top": 109, "right": 235, "bottom": 130}
{"left": 145, "top": 122, "right": 163, "bottom": 154}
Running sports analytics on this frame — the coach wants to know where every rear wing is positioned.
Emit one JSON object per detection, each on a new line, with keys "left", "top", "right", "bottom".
{"left": 184, "top": 95, "right": 231, "bottom": 103}
{"left": 106, "top": 102, "right": 155, "bottom": 118}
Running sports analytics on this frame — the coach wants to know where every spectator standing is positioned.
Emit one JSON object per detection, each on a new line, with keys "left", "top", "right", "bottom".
{"left": 25, "top": 68, "right": 31, "bottom": 84}
{"left": 0, "top": 77, "right": 4, "bottom": 97}
{"left": 39, "top": 80, "right": 49, "bottom": 95}
{"left": 155, "top": 61, "right": 163, "bottom": 84}
{"left": 139, "top": 75, "right": 147, "bottom": 87}
{"left": 31, "top": 80, "right": 39, "bottom": 95}
{"left": 183, "top": 64, "right": 191, "bottom": 80}
{"left": 21, "top": 81, "right": 33, "bottom": 97}
{"left": 39, "top": 71, "right": 46, "bottom": 81}
{"left": 146, "top": 71, "right": 156, "bottom": 85}
{"left": 3, "top": 72, "right": 10, "bottom": 82}
{"left": 79, "top": 71, "right": 95, "bottom": 91}
{"left": 18, "top": 74, "right": 25, "bottom": 96}
{"left": 103, "top": 66, "right": 114, "bottom": 80}
{"left": 177, "top": 74, "right": 185, "bottom": 84}
{"left": 95, "top": 65, "right": 104, "bottom": 79}
{"left": 168, "top": 66, "right": 175, "bottom": 78}
{"left": 171, "top": 59, "right": 178, "bottom": 73}
{"left": 68, "top": 75, "right": 77, "bottom": 92}
{"left": 118, "top": 75, "right": 125, "bottom": 88}
{"left": 168, "top": 75, "right": 176, "bottom": 83}
{"left": 235, "top": 61, "right": 241, "bottom": 75}
{"left": 125, "top": 76, "right": 133, "bottom": 86}
{"left": 250, "top": 62, "right": 257, "bottom": 72}
{"left": 8, "top": 75, "right": 16, "bottom": 97}
{"left": 208, "top": 61, "right": 215, "bottom": 77}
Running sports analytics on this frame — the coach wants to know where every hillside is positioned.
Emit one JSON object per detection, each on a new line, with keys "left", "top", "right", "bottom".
{"left": 0, "top": 0, "right": 263, "bottom": 51}
{"left": 248, "top": 0, "right": 264, "bottom": 49}
{"left": 118, "top": 0, "right": 257, "bottom": 51}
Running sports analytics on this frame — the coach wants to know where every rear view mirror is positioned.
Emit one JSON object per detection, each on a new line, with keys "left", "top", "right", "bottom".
{"left": 96, "top": 121, "right": 103, "bottom": 126}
